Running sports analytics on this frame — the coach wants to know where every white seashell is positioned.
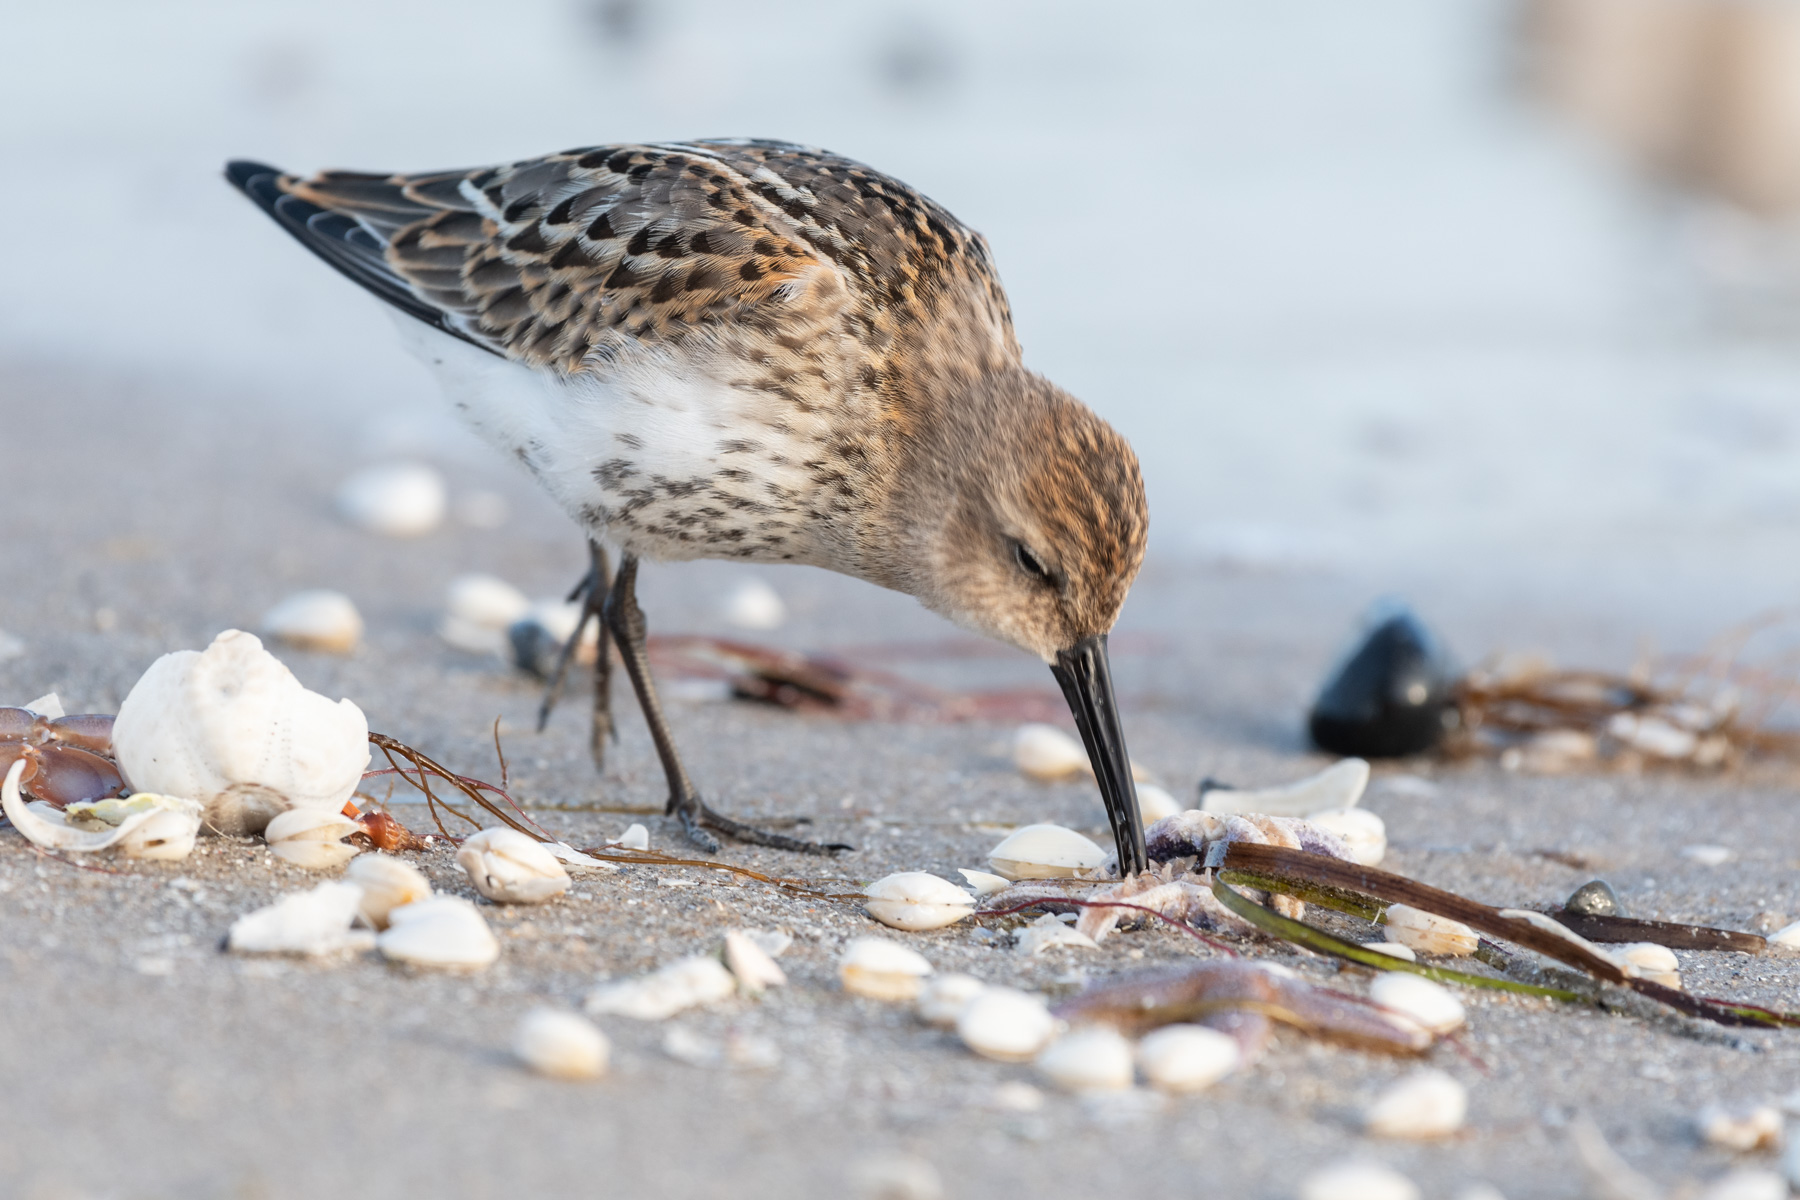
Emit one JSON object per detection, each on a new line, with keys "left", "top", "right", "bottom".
{"left": 335, "top": 461, "right": 447, "bottom": 537}
{"left": 957, "top": 987, "right": 1057, "bottom": 1062}
{"left": 228, "top": 880, "right": 374, "bottom": 956}
{"left": 723, "top": 930, "right": 787, "bottom": 994}
{"left": 863, "top": 872, "right": 976, "bottom": 931}
{"left": 546, "top": 841, "right": 616, "bottom": 872}
{"left": 1365, "top": 1069, "right": 1468, "bottom": 1139}
{"left": 1304, "top": 807, "right": 1387, "bottom": 866}
{"left": 722, "top": 578, "right": 786, "bottom": 630}
{"left": 1364, "top": 941, "right": 1417, "bottom": 962}
{"left": 957, "top": 869, "right": 1009, "bottom": 897}
{"left": 1383, "top": 903, "right": 1479, "bottom": 957}
{"left": 1698, "top": 1103, "right": 1783, "bottom": 1152}
{"left": 1610, "top": 942, "right": 1681, "bottom": 989}
{"left": 1698, "top": 1168, "right": 1787, "bottom": 1200}
{"left": 1136, "top": 1025, "right": 1241, "bottom": 1093}
{"left": 377, "top": 896, "right": 500, "bottom": 969}
{"left": 839, "top": 937, "right": 934, "bottom": 1002}
{"left": 508, "top": 600, "right": 601, "bottom": 674}
{"left": 1297, "top": 1160, "right": 1421, "bottom": 1200}
{"left": 456, "top": 828, "right": 571, "bottom": 904}
{"left": 438, "top": 616, "right": 507, "bottom": 656}
{"left": 23, "top": 692, "right": 63, "bottom": 718}
{"left": 1135, "top": 783, "right": 1181, "bottom": 825}
{"left": 2, "top": 763, "right": 200, "bottom": 857}
{"left": 1015, "top": 913, "right": 1100, "bottom": 956}
{"left": 586, "top": 956, "right": 736, "bottom": 1020}
{"left": 1370, "top": 973, "right": 1466, "bottom": 1035}
{"left": 608, "top": 823, "right": 650, "bottom": 851}
{"left": 344, "top": 854, "right": 432, "bottom": 929}
{"left": 1683, "top": 844, "right": 1735, "bottom": 867}
{"left": 1199, "top": 758, "right": 1370, "bottom": 817}
{"left": 1769, "top": 920, "right": 1800, "bottom": 951}
{"left": 1035, "top": 1026, "right": 1134, "bottom": 1092}
{"left": 1609, "top": 713, "right": 1699, "bottom": 759}
{"left": 514, "top": 1008, "right": 610, "bottom": 1081}
{"left": 111, "top": 630, "right": 371, "bottom": 836}
{"left": 260, "top": 590, "right": 363, "bottom": 655}
{"left": 988, "top": 823, "right": 1109, "bottom": 881}
{"left": 916, "top": 973, "right": 987, "bottom": 1027}
{"left": 1012, "top": 723, "right": 1089, "bottom": 781}
{"left": 446, "top": 574, "right": 531, "bottom": 629}
{"left": 264, "top": 807, "right": 361, "bottom": 870}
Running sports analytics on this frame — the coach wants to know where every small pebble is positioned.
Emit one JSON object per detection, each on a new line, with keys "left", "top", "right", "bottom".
{"left": 1297, "top": 1160, "right": 1421, "bottom": 1200}
{"left": 1565, "top": 879, "right": 1627, "bottom": 918}
{"left": 514, "top": 1009, "right": 609, "bottom": 1081}
{"left": 1365, "top": 1069, "right": 1468, "bottom": 1139}
{"left": 260, "top": 590, "right": 363, "bottom": 654}
{"left": 336, "top": 461, "right": 447, "bottom": 536}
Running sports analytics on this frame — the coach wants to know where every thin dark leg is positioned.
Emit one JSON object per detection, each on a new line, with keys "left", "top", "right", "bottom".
{"left": 536, "top": 540, "right": 615, "bottom": 770}
{"left": 602, "top": 553, "right": 851, "bottom": 856}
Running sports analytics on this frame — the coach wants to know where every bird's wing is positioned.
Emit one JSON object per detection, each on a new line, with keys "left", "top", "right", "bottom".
{"left": 225, "top": 141, "right": 1019, "bottom": 376}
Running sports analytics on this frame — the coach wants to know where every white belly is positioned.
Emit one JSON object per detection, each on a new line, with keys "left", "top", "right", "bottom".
{"left": 392, "top": 318, "right": 829, "bottom": 565}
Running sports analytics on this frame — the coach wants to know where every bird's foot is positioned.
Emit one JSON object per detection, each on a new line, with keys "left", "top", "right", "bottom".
{"left": 668, "top": 795, "right": 853, "bottom": 857}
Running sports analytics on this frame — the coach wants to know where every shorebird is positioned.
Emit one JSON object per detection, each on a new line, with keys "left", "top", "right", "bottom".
{"left": 225, "top": 140, "right": 1151, "bottom": 872}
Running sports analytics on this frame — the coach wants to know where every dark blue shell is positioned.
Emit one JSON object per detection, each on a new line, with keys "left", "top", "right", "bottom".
{"left": 1308, "top": 607, "right": 1456, "bottom": 758}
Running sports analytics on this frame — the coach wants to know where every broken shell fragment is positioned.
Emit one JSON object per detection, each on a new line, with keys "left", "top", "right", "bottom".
{"left": 586, "top": 956, "right": 737, "bottom": 1020}
{"left": 1698, "top": 1104, "right": 1784, "bottom": 1152}
{"left": 228, "top": 880, "right": 375, "bottom": 956}
{"left": 1136, "top": 1025, "right": 1241, "bottom": 1093}
{"left": 1012, "top": 723, "right": 1088, "bottom": 781}
{"left": 1768, "top": 921, "right": 1800, "bottom": 951}
{"left": 2, "top": 762, "right": 200, "bottom": 859}
{"left": 336, "top": 461, "right": 447, "bottom": 537}
{"left": 377, "top": 896, "right": 500, "bottom": 970}
{"left": 1364, "top": 942, "right": 1417, "bottom": 962}
{"left": 345, "top": 854, "right": 432, "bottom": 929}
{"left": 723, "top": 930, "right": 788, "bottom": 994}
{"left": 916, "top": 973, "right": 988, "bottom": 1027}
{"left": 957, "top": 869, "right": 1009, "bottom": 897}
{"left": 1382, "top": 904, "right": 1479, "bottom": 957}
{"left": 1199, "top": 758, "right": 1370, "bottom": 817}
{"left": 514, "top": 1008, "right": 610, "bottom": 1081}
{"left": 1135, "top": 783, "right": 1181, "bottom": 825}
{"left": 456, "top": 828, "right": 571, "bottom": 904}
{"left": 111, "top": 630, "right": 371, "bottom": 836}
{"left": 1297, "top": 1160, "right": 1422, "bottom": 1200}
{"left": 1365, "top": 1069, "right": 1468, "bottom": 1139}
{"left": 958, "top": 987, "right": 1057, "bottom": 1062}
{"left": 1015, "top": 913, "right": 1099, "bottom": 956}
{"left": 1303, "top": 806, "right": 1387, "bottom": 866}
{"left": 1610, "top": 942, "right": 1681, "bottom": 989}
{"left": 863, "top": 872, "right": 976, "bottom": 931}
{"left": 264, "top": 807, "right": 361, "bottom": 870}
{"left": 260, "top": 590, "right": 363, "bottom": 655}
{"left": 608, "top": 823, "right": 650, "bottom": 852}
{"left": 1035, "top": 1026, "right": 1134, "bottom": 1092}
{"left": 988, "top": 824, "right": 1108, "bottom": 881}
{"left": 1369, "top": 973, "right": 1466, "bottom": 1035}
{"left": 1566, "top": 879, "right": 1627, "bottom": 918}
{"left": 839, "top": 937, "right": 934, "bottom": 1002}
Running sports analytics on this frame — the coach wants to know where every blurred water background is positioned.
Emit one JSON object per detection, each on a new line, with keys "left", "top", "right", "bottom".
{"left": 5, "top": 0, "right": 1799, "bottom": 639}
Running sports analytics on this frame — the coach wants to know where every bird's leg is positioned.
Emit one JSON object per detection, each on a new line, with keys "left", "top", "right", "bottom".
{"left": 535, "top": 539, "right": 615, "bottom": 769}
{"left": 602, "top": 553, "right": 851, "bottom": 856}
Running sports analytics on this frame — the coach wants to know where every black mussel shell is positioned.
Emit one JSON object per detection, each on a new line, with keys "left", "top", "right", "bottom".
{"left": 1308, "top": 607, "right": 1457, "bottom": 758}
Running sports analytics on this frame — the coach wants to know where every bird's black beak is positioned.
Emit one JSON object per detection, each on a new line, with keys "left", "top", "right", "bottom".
{"left": 1050, "top": 634, "right": 1147, "bottom": 876}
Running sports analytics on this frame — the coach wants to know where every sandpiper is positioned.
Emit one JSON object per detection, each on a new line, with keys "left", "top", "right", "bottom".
{"left": 225, "top": 140, "right": 1151, "bottom": 871}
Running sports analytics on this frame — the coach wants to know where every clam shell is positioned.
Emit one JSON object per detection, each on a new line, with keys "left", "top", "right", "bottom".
{"left": 957, "top": 988, "right": 1057, "bottom": 1062}
{"left": 377, "top": 896, "right": 500, "bottom": 969}
{"left": 345, "top": 854, "right": 432, "bottom": 929}
{"left": 1383, "top": 903, "right": 1478, "bottom": 957}
{"left": 586, "top": 956, "right": 736, "bottom": 1020}
{"left": 1035, "top": 1026, "right": 1134, "bottom": 1092}
{"left": 111, "top": 630, "right": 371, "bottom": 836}
{"left": 119, "top": 807, "right": 203, "bottom": 860}
{"left": 228, "top": 880, "right": 374, "bottom": 956}
{"left": 723, "top": 930, "right": 788, "bottom": 994}
{"left": 1200, "top": 758, "right": 1370, "bottom": 817}
{"left": 456, "top": 827, "right": 571, "bottom": 904}
{"left": 863, "top": 872, "right": 975, "bottom": 931}
{"left": 839, "top": 937, "right": 934, "bottom": 1002}
{"left": 1137, "top": 1025, "right": 1240, "bottom": 1093}
{"left": 514, "top": 1009, "right": 610, "bottom": 1081}
{"left": 916, "top": 973, "right": 987, "bottom": 1027}
{"left": 1012, "top": 723, "right": 1089, "bottom": 781}
{"left": 988, "top": 824, "right": 1108, "bottom": 881}
{"left": 260, "top": 590, "right": 363, "bottom": 655}
{"left": 266, "top": 807, "right": 361, "bottom": 869}
{"left": 1135, "top": 783, "right": 1181, "bottom": 825}
{"left": 1369, "top": 973, "right": 1466, "bottom": 1035}
{"left": 1366, "top": 1069, "right": 1467, "bottom": 1138}
{"left": 957, "top": 869, "right": 1010, "bottom": 897}
{"left": 335, "top": 461, "right": 446, "bottom": 537}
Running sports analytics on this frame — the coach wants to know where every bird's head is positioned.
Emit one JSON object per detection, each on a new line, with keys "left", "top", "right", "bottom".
{"left": 880, "top": 369, "right": 1151, "bottom": 872}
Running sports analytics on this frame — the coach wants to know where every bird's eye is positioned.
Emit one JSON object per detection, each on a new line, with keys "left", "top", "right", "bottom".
{"left": 1013, "top": 541, "right": 1052, "bottom": 584}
